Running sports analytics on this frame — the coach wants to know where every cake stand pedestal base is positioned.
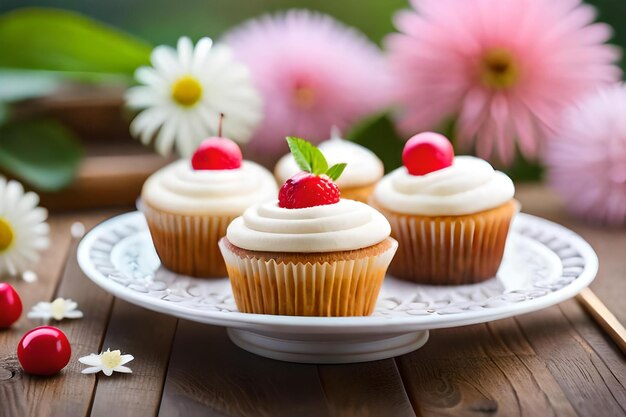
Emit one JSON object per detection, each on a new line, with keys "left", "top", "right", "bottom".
{"left": 226, "top": 328, "right": 430, "bottom": 364}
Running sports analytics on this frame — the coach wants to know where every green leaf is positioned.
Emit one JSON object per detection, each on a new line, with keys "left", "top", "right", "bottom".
{"left": 0, "top": 70, "right": 62, "bottom": 102}
{"left": 0, "top": 8, "right": 152, "bottom": 75}
{"left": 347, "top": 112, "right": 405, "bottom": 173}
{"left": 0, "top": 120, "right": 84, "bottom": 192}
{"left": 286, "top": 137, "right": 328, "bottom": 175}
{"left": 500, "top": 151, "right": 544, "bottom": 182}
{"left": 326, "top": 163, "right": 347, "bottom": 181}
{"left": 0, "top": 102, "right": 9, "bottom": 126}
{"left": 286, "top": 137, "right": 312, "bottom": 172}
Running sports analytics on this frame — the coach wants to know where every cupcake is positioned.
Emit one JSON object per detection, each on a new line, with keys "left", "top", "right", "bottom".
{"left": 142, "top": 135, "right": 277, "bottom": 278}
{"left": 371, "top": 132, "right": 519, "bottom": 285}
{"left": 219, "top": 137, "right": 397, "bottom": 316}
{"left": 274, "top": 130, "right": 384, "bottom": 203}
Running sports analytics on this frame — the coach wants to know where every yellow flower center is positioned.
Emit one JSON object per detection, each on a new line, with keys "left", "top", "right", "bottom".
{"left": 294, "top": 86, "right": 316, "bottom": 109}
{"left": 171, "top": 75, "right": 203, "bottom": 107}
{"left": 480, "top": 48, "right": 519, "bottom": 90}
{"left": 101, "top": 350, "right": 122, "bottom": 369}
{"left": 51, "top": 298, "right": 66, "bottom": 320}
{"left": 0, "top": 217, "right": 15, "bottom": 253}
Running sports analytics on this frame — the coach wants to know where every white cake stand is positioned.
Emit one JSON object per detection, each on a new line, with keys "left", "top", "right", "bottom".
{"left": 77, "top": 211, "right": 597, "bottom": 364}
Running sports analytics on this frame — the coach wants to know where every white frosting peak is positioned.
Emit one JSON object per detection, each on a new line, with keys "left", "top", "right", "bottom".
{"left": 227, "top": 199, "right": 391, "bottom": 252}
{"left": 374, "top": 156, "right": 515, "bottom": 215}
{"left": 142, "top": 160, "right": 278, "bottom": 215}
{"left": 274, "top": 138, "right": 384, "bottom": 188}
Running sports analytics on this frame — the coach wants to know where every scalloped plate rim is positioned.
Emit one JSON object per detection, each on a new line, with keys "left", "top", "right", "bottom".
{"left": 77, "top": 211, "right": 598, "bottom": 334}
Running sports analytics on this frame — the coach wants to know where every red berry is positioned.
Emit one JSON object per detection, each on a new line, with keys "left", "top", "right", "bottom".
{"left": 0, "top": 283, "right": 22, "bottom": 328}
{"left": 18, "top": 326, "right": 71, "bottom": 376}
{"left": 278, "top": 172, "right": 340, "bottom": 209}
{"left": 191, "top": 137, "right": 242, "bottom": 170}
{"left": 402, "top": 132, "right": 454, "bottom": 176}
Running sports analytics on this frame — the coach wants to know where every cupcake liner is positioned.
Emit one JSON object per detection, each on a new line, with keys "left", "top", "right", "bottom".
{"left": 372, "top": 199, "right": 519, "bottom": 285}
{"left": 143, "top": 202, "right": 235, "bottom": 278}
{"left": 340, "top": 184, "right": 376, "bottom": 204}
{"left": 219, "top": 238, "right": 398, "bottom": 316}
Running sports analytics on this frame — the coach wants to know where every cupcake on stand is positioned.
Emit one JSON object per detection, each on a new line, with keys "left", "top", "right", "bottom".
{"left": 220, "top": 137, "right": 397, "bottom": 316}
{"left": 371, "top": 132, "right": 519, "bottom": 285}
{"left": 141, "top": 119, "right": 277, "bottom": 278}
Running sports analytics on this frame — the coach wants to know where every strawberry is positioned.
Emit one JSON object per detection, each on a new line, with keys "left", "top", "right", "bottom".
{"left": 277, "top": 137, "right": 347, "bottom": 209}
{"left": 279, "top": 172, "right": 340, "bottom": 209}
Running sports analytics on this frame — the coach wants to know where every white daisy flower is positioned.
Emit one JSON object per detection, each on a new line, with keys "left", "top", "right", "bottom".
{"left": 79, "top": 349, "right": 134, "bottom": 376}
{"left": 0, "top": 176, "right": 49, "bottom": 278}
{"left": 126, "top": 36, "right": 263, "bottom": 157}
{"left": 27, "top": 297, "right": 84, "bottom": 322}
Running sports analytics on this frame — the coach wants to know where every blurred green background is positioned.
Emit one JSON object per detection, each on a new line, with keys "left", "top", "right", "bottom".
{"left": 1, "top": 0, "right": 625, "bottom": 66}
{"left": 0, "top": 0, "right": 624, "bottom": 190}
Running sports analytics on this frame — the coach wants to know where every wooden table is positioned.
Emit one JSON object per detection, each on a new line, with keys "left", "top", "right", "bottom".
{"left": 1, "top": 185, "right": 625, "bottom": 417}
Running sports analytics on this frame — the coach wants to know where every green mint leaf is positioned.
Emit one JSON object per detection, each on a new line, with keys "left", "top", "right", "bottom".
{"left": 286, "top": 137, "right": 312, "bottom": 172}
{"left": 326, "top": 163, "right": 347, "bottom": 182}
{"left": 286, "top": 136, "right": 328, "bottom": 175}
{"left": 309, "top": 146, "right": 328, "bottom": 175}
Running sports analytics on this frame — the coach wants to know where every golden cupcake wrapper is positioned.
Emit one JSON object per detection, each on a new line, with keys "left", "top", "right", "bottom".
{"left": 219, "top": 237, "right": 398, "bottom": 316}
{"left": 339, "top": 184, "right": 376, "bottom": 204}
{"left": 143, "top": 202, "right": 235, "bottom": 278}
{"left": 372, "top": 199, "right": 520, "bottom": 285}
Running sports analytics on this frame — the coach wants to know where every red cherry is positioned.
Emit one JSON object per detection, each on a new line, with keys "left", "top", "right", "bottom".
{"left": 0, "top": 283, "right": 22, "bottom": 328}
{"left": 17, "top": 326, "right": 71, "bottom": 376}
{"left": 191, "top": 137, "right": 242, "bottom": 170}
{"left": 278, "top": 172, "right": 341, "bottom": 209}
{"left": 402, "top": 132, "right": 454, "bottom": 176}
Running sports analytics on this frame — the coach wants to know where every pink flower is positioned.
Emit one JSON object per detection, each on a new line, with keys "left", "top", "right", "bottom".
{"left": 546, "top": 84, "right": 626, "bottom": 226}
{"left": 223, "top": 10, "right": 389, "bottom": 158}
{"left": 386, "top": 0, "right": 621, "bottom": 165}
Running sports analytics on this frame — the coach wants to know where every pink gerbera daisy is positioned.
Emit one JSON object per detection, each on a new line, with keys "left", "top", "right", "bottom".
{"left": 386, "top": 0, "right": 622, "bottom": 165}
{"left": 223, "top": 10, "right": 389, "bottom": 158}
{"left": 546, "top": 84, "right": 626, "bottom": 226}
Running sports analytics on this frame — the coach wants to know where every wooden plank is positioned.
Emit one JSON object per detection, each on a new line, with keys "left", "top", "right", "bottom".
{"left": 396, "top": 316, "right": 578, "bottom": 417}
{"left": 11, "top": 85, "right": 131, "bottom": 144}
{"left": 0, "top": 215, "right": 75, "bottom": 416}
{"left": 318, "top": 360, "right": 417, "bottom": 417}
{"left": 158, "top": 321, "right": 332, "bottom": 417}
{"left": 0, "top": 211, "right": 119, "bottom": 417}
{"left": 37, "top": 153, "right": 172, "bottom": 211}
{"left": 515, "top": 304, "right": 626, "bottom": 417}
{"left": 558, "top": 300, "right": 626, "bottom": 388}
{"left": 89, "top": 299, "right": 178, "bottom": 417}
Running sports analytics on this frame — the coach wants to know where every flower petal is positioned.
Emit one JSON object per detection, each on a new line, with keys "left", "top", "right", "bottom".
{"left": 64, "top": 311, "right": 84, "bottom": 319}
{"left": 119, "top": 355, "right": 135, "bottom": 366}
{"left": 81, "top": 366, "right": 102, "bottom": 374}
{"left": 78, "top": 354, "right": 102, "bottom": 366}
{"left": 26, "top": 311, "right": 51, "bottom": 320}
{"left": 177, "top": 36, "right": 194, "bottom": 71}
{"left": 114, "top": 366, "right": 132, "bottom": 374}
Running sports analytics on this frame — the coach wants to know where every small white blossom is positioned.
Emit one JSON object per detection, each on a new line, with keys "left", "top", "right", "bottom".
{"left": 79, "top": 349, "right": 134, "bottom": 376}
{"left": 27, "top": 298, "right": 83, "bottom": 322}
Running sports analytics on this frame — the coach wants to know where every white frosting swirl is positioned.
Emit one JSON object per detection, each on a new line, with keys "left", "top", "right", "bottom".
{"left": 142, "top": 160, "right": 278, "bottom": 215}
{"left": 374, "top": 156, "right": 515, "bottom": 216}
{"left": 274, "top": 138, "right": 384, "bottom": 188}
{"left": 227, "top": 199, "right": 391, "bottom": 252}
